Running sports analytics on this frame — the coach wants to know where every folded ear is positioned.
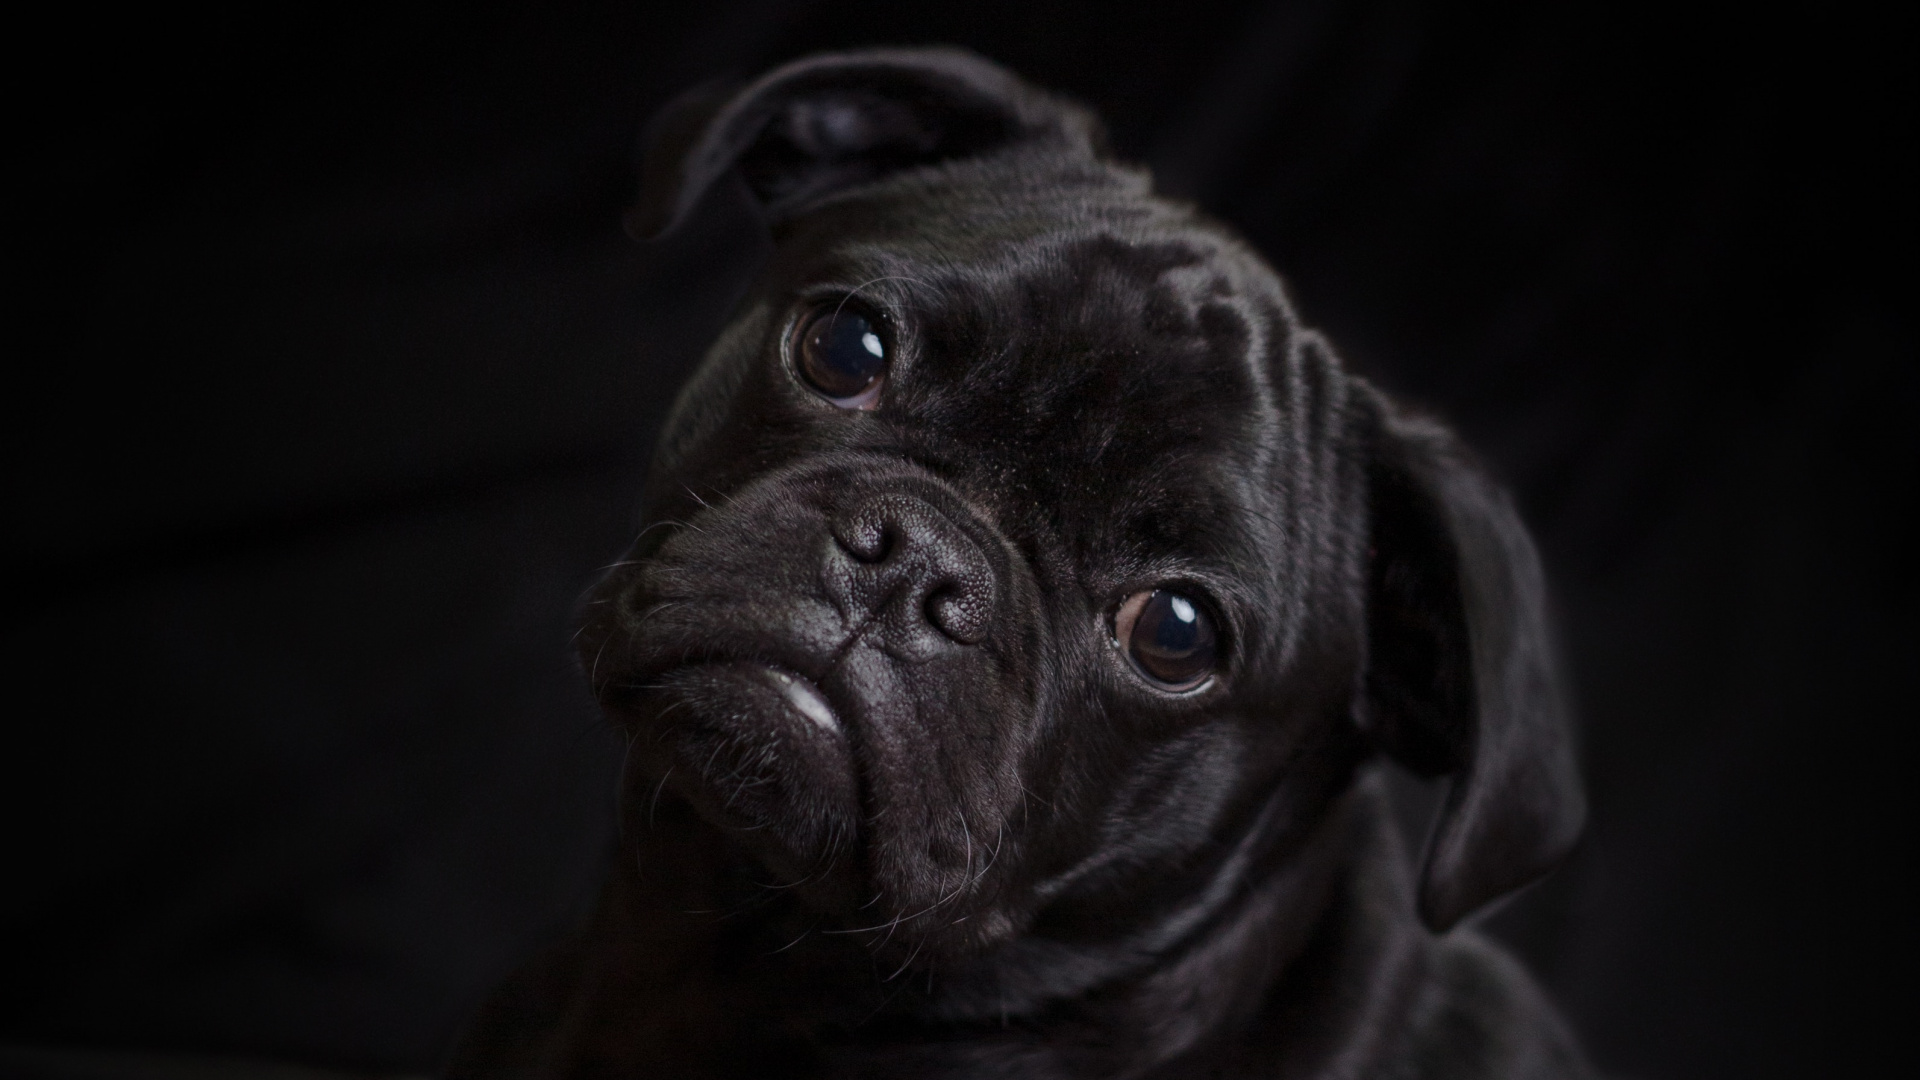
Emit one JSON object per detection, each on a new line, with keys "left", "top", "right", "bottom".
{"left": 625, "top": 47, "right": 1107, "bottom": 239}
{"left": 1359, "top": 389, "right": 1586, "bottom": 931}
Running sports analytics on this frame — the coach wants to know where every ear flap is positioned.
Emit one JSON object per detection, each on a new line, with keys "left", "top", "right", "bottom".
{"left": 625, "top": 47, "right": 1107, "bottom": 239}
{"left": 1360, "top": 391, "right": 1587, "bottom": 931}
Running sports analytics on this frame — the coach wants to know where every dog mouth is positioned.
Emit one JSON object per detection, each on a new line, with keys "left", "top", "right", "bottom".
{"left": 589, "top": 591, "right": 1039, "bottom": 954}
{"left": 604, "top": 653, "right": 863, "bottom": 885}
{"left": 758, "top": 663, "right": 842, "bottom": 736}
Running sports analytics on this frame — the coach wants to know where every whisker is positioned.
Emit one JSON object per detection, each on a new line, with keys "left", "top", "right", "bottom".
{"left": 766, "top": 916, "right": 824, "bottom": 956}
{"left": 647, "top": 765, "right": 674, "bottom": 828}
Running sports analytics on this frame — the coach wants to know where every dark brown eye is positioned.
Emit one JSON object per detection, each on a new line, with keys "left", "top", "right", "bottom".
{"left": 1113, "top": 588, "right": 1219, "bottom": 690}
{"left": 793, "top": 303, "right": 887, "bottom": 407}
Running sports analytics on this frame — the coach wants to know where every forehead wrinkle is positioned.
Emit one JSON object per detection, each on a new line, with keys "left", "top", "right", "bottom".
{"left": 824, "top": 169, "right": 1257, "bottom": 283}
{"left": 884, "top": 227, "right": 1266, "bottom": 445}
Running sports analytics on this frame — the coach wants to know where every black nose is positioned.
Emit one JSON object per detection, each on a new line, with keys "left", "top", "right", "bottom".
{"left": 829, "top": 493, "right": 995, "bottom": 648}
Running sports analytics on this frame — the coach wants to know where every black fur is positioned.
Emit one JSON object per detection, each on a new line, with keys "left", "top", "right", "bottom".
{"left": 449, "top": 48, "right": 1591, "bottom": 1079}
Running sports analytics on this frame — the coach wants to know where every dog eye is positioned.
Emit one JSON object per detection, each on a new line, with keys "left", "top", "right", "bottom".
{"left": 1113, "top": 589, "right": 1218, "bottom": 690}
{"left": 793, "top": 303, "right": 887, "bottom": 408}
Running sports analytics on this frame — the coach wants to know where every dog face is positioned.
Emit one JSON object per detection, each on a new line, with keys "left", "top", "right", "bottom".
{"left": 579, "top": 49, "right": 1583, "bottom": 964}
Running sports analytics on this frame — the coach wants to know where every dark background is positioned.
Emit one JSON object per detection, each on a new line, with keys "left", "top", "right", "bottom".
{"left": 7, "top": 2, "right": 1911, "bottom": 1077}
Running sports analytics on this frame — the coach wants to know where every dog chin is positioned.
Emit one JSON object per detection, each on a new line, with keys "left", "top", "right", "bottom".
{"left": 627, "top": 661, "right": 862, "bottom": 889}
{"left": 609, "top": 655, "right": 1034, "bottom": 959}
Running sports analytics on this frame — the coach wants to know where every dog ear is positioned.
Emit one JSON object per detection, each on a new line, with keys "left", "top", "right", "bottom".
{"left": 1359, "top": 392, "right": 1586, "bottom": 931}
{"left": 625, "top": 47, "right": 1106, "bottom": 239}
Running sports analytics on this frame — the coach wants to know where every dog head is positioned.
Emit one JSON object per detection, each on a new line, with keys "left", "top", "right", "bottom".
{"left": 580, "top": 48, "right": 1583, "bottom": 963}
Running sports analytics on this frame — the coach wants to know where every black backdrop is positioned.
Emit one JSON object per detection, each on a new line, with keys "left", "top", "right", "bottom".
{"left": 7, "top": 3, "right": 1912, "bottom": 1077}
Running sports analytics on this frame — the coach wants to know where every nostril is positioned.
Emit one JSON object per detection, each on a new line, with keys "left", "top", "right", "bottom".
{"left": 836, "top": 520, "right": 893, "bottom": 563}
{"left": 926, "top": 580, "right": 991, "bottom": 644}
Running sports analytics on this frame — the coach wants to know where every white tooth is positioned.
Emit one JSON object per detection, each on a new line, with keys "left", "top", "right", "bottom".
{"left": 771, "top": 670, "right": 840, "bottom": 734}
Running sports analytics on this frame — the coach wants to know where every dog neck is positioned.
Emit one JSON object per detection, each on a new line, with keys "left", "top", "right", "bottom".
{"left": 832, "top": 765, "right": 1394, "bottom": 1077}
{"left": 469, "top": 766, "right": 1427, "bottom": 1080}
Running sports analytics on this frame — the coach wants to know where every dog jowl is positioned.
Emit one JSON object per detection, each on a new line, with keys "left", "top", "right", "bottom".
{"left": 453, "top": 49, "right": 1595, "bottom": 1080}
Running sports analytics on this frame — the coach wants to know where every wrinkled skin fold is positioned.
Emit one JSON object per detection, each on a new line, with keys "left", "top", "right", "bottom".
{"left": 451, "top": 47, "right": 1593, "bottom": 1080}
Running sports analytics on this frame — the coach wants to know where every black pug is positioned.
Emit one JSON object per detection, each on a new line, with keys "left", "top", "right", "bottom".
{"left": 451, "top": 48, "right": 1594, "bottom": 1080}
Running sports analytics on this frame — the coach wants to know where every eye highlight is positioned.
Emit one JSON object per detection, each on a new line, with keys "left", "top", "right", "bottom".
{"left": 792, "top": 302, "right": 888, "bottom": 408}
{"left": 1113, "top": 588, "right": 1219, "bottom": 690}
